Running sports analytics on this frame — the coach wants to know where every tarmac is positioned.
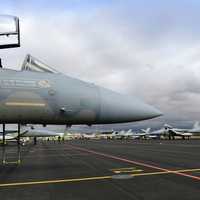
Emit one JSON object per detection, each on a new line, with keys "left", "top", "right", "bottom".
{"left": 0, "top": 139, "right": 200, "bottom": 200}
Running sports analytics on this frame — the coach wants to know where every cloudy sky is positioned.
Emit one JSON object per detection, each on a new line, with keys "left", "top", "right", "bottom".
{"left": 1, "top": 0, "right": 200, "bottom": 130}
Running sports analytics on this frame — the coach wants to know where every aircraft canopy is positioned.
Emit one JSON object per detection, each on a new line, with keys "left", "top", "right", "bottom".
{"left": 21, "top": 54, "right": 59, "bottom": 73}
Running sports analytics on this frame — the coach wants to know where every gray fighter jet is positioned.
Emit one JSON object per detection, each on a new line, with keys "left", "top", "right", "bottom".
{"left": 0, "top": 54, "right": 162, "bottom": 125}
{"left": 0, "top": 125, "right": 63, "bottom": 140}
{"left": 164, "top": 122, "right": 200, "bottom": 139}
{"left": 0, "top": 15, "right": 162, "bottom": 164}
{"left": 0, "top": 16, "right": 162, "bottom": 128}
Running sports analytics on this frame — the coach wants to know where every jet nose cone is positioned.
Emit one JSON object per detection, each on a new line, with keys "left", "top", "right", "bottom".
{"left": 137, "top": 103, "right": 162, "bottom": 119}
{"left": 98, "top": 87, "right": 162, "bottom": 124}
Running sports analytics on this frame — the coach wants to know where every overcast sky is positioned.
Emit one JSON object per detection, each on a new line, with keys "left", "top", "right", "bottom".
{"left": 1, "top": 0, "right": 200, "bottom": 130}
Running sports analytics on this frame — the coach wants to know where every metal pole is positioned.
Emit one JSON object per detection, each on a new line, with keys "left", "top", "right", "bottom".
{"left": 2, "top": 123, "right": 6, "bottom": 164}
{"left": 17, "top": 124, "right": 21, "bottom": 164}
{"left": 17, "top": 124, "right": 20, "bottom": 145}
{"left": 2, "top": 123, "right": 5, "bottom": 145}
{"left": 34, "top": 136, "right": 37, "bottom": 145}
{"left": 0, "top": 58, "right": 2, "bottom": 68}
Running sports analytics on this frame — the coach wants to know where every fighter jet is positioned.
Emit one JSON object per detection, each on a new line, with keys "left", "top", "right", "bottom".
{"left": 81, "top": 133, "right": 97, "bottom": 139}
{"left": 0, "top": 15, "right": 162, "bottom": 125}
{"left": 109, "top": 129, "right": 136, "bottom": 139}
{"left": 164, "top": 122, "right": 200, "bottom": 139}
{"left": 141, "top": 127, "right": 167, "bottom": 139}
{"left": 115, "top": 129, "right": 134, "bottom": 139}
{"left": 0, "top": 125, "right": 63, "bottom": 140}
{"left": 0, "top": 54, "right": 162, "bottom": 125}
{"left": 0, "top": 16, "right": 162, "bottom": 138}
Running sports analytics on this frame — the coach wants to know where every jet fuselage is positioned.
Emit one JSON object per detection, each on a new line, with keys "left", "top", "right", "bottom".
{"left": 0, "top": 68, "right": 161, "bottom": 125}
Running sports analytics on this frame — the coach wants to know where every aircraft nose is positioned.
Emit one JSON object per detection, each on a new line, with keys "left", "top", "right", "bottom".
{"left": 98, "top": 87, "right": 162, "bottom": 123}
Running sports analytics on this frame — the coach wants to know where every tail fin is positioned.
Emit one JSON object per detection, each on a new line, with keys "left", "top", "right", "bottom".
{"left": 164, "top": 124, "right": 173, "bottom": 129}
{"left": 112, "top": 131, "right": 117, "bottom": 136}
{"left": 141, "top": 128, "right": 151, "bottom": 134}
{"left": 193, "top": 121, "right": 200, "bottom": 129}
{"left": 126, "top": 129, "right": 132, "bottom": 133}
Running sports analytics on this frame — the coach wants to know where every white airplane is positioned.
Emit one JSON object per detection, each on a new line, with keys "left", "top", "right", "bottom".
{"left": 82, "top": 133, "right": 97, "bottom": 139}
{"left": 165, "top": 122, "right": 200, "bottom": 134}
{"left": 110, "top": 129, "right": 137, "bottom": 139}
{"left": 122, "top": 129, "right": 146, "bottom": 139}
{"left": 140, "top": 127, "right": 166, "bottom": 139}
{"left": 117, "top": 130, "right": 126, "bottom": 139}
{"left": 64, "top": 132, "right": 82, "bottom": 139}
{"left": 109, "top": 131, "right": 118, "bottom": 139}
{"left": 96, "top": 133, "right": 111, "bottom": 139}
{"left": 0, "top": 125, "right": 64, "bottom": 141}
{"left": 23, "top": 126, "right": 64, "bottom": 137}
{"left": 164, "top": 122, "right": 200, "bottom": 139}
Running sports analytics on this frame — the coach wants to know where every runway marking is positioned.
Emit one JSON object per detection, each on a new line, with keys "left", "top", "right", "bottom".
{"left": 113, "top": 169, "right": 143, "bottom": 174}
{"left": 133, "top": 168, "right": 200, "bottom": 177}
{"left": 0, "top": 176, "right": 111, "bottom": 187}
{"left": 111, "top": 167, "right": 138, "bottom": 171}
{"left": 68, "top": 145, "right": 200, "bottom": 181}
{"left": 0, "top": 168, "right": 199, "bottom": 188}
{"left": 110, "top": 167, "right": 143, "bottom": 174}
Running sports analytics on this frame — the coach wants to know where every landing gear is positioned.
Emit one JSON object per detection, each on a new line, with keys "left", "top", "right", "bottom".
{"left": 168, "top": 134, "right": 175, "bottom": 140}
{"left": 34, "top": 136, "right": 37, "bottom": 145}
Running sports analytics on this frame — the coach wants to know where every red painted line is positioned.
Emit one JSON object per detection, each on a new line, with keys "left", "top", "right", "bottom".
{"left": 68, "top": 144, "right": 200, "bottom": 181}
{"left": 172, "top": 171, "right": 200, "bottom": 181}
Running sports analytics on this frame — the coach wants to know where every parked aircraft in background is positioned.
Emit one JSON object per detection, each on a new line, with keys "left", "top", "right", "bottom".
{"left": 109, "top": 129, "right": 142, "bottom": 139}
{"left": 118, "top": 129, "right": 146, "bottom": 139}
{"left": 0, "top": 125, "right": 64, "bottom": 141}
{"left": 141, "top": 127, "right": 167, "bottom": 139}
{"left": 164, "top": 122, "right": 200, "bottom": 139}
{"left": 82, "top": 133, "right": 97, "bottom": 139}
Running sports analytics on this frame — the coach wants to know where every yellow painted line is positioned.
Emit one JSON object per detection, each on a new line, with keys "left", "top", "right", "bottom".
{"left": 114, "top": 169, "right": 143, "bottom": 174}
{"left": 111, "top": 166, "right": 143, "bottom": 174}
{"left": 0, "top": 168, "right": 199, "bottom": 188}
{"left": 0, "top": 175, "right": 111, "bottom": 187}
{"left": 5, "top": 102, "right": 46, "bottom": 107}
{"left": 111, "top": 167, "right": 137, "bottom": 171}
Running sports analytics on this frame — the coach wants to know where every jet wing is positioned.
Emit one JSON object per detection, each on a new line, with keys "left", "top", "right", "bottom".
{"left": 0, "top": 135, "right": 16, "bottom": 140}
{"left": 23, "top": 129, "right": 64, "bottom": 137}
{"left": 0, "top": 130, "right": 18, "bottom": 135}
{"left": 0, "top": 129, "right": 28, "bottom": 140}
{"left": 176, "top": 132, "right": 193, "bottom": 136}
{"left": 131, "top": 133, "right": 148, "bottom": 138}
{"left": 169, "top": 129, "right": 192, "bottom": 136}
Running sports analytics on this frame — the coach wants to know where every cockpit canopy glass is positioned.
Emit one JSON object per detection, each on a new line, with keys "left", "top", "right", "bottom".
{"left": 21, "top": 54, "right": 59, "bottom": 74}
